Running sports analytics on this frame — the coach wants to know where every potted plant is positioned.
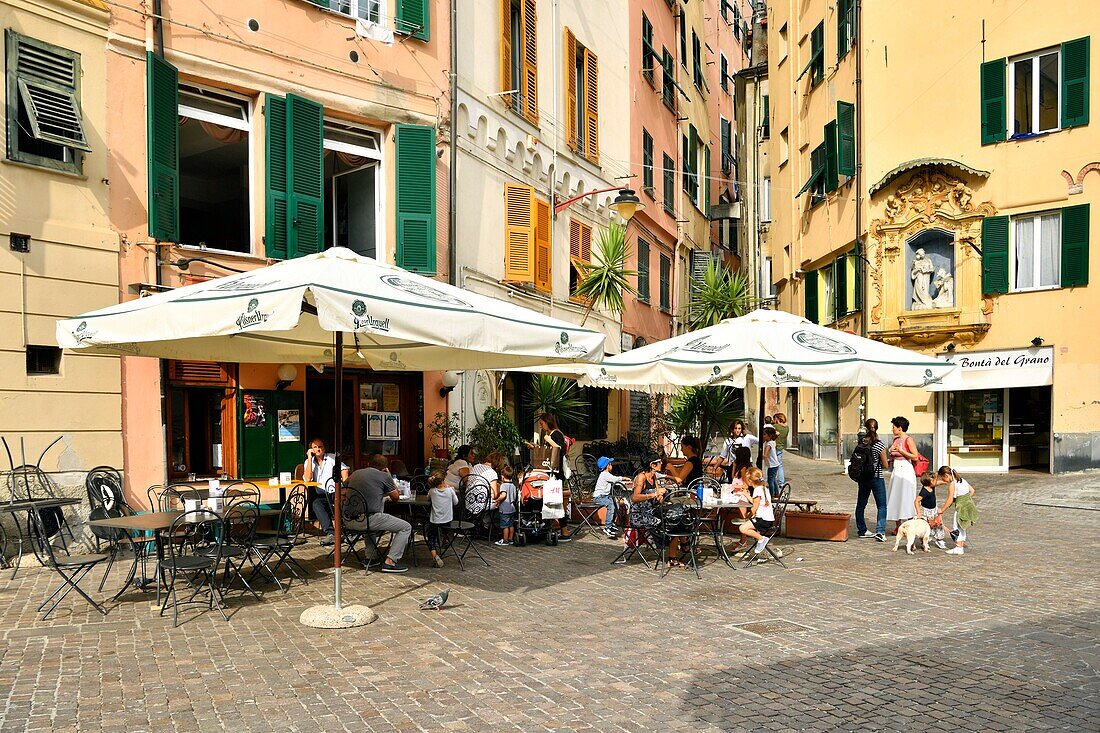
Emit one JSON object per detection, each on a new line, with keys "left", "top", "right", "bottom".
{"left": 783, "top": 506, "right": 852, "bottom": 542}
{"left": 467, "top": 407, "right": 524, "bottom": 460}
{"left": 428, "top": 411, "right": 462, "bottom": 459}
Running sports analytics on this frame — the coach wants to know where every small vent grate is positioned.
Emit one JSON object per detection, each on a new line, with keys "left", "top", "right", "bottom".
{"left": 728, "top": 619, "right": 814, "bottom": 637}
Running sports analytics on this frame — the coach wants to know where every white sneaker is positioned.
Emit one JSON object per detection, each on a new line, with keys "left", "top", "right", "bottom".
{"left": 934, "top": 540, "right": 947, "bottom": 550}
{"left": 754, "top": 537, "right": 770, "bottom": 554}
{"left": 858, "top": 531, "right": 875, "bottom": 538}
{"left": 946, "top": 547, "right": 964, "bottom": 555}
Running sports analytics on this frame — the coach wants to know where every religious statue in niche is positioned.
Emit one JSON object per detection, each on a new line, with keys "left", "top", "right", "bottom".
{"left": 906, "top": 230, "right": 955, "bottom": 310}
{"left": 932, "top": 269, "right": 954, "bottom": 308}
{"left": 910, "top": 248, "right": 935, "bottom": 309}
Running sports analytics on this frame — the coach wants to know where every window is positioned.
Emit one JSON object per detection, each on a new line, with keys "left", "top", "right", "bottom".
{"left": 837, "top": 100, "right": 856, "bottom": 176}
{"left": 1011, "top": 211, "right": 1062, "bottom": 291}
{"left": 502, "top": 0, "right": 538, "bottom": 124}
{"left": 720, "top": 54, "right": 729, "bottom": 93}
{"left": 565, "top": 28, "right": 598, "bottom": 164}
{"left": 662, "top": 153, "right": 675, "bottom": 215}
{"left": 778, "top": 23, "right": 789, "bottom": 64}
{"left": 5, "top": 31, "right": 90, "bottom": 174}
{"left": 779, "top": 126, "right": 789, "bottom": 166}
{"left": 761, "top": 257, "right": 775, "bottom": 298}
{"left": 661, "top": 48, "right": 676, "bottom": 110}
{"left": 798, "top": 22, "right": 825, "bottom": 88}
{"left": 165, "top": 360, "right": 234, "bottom": 480}
{"left": 323, "top": 121, "right": 382, "bottom": 259}
{"left": 837, "top": 0, "right": 854, "bottom": 59}
{"left": 820, "top": 266, "right": 834, "bottom": 323}
{"left": 717, "top": 216, "right": 737, "bottom": 254}
{"left": 637, "top": 237, "right": 650, "bottom": 303}
{"left": 760, "top": 176, "right": 771, "bottom": 222}
{"left": 1010, "top": 49, "right": 1060, "bottom": 137}
{"left": 313, "top": 0, "right": 382, "bottom": 23}
{"left": 642, "top": 129, "right": 654, "bottom": 193}
{"left": 682, "top": 126, "right": 702, "bottom": 205}
{"left": 569, "top": 218, "right": 593, "bottom": 299}
{"left": 797, "top": 142, "right": 826, "bottom": 205}
{"left": 659, "top": 253, "right": 672, "bottom": 312}
{"left": 720, "top": 0, "right": 729, "bottom": 21}
{"left": 733, "top": 3, "right": 742, "bottom": 41}
{"left": 26, "top": 346, "right": 61, "bottom": 375}
{"left": 679, "top": 16, "right": 687, "bottom": 68}
{"left": 642, "top": 12, "right": 655, "bottom": 85}
{"left": 178, "top": 85, "right": 252, "bottom": 253}
{"left": 691, "top": 31, "right": 704, "bottom": 89}
{"left": 503, "top": 183, "right": 551, "bottom": 291}
{"left": 761, "top": 94, "right": 770, "bottom": 138}
{"left": 982, "top": 37, "right": 1089, "bottom": 145}
{"left": 720, "top": 117, "right": 733, "bottom": 173}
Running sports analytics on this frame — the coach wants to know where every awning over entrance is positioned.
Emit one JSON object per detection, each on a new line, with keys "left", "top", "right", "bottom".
{"left": 929, "top": 346, "right": 1053, "bottom": 392}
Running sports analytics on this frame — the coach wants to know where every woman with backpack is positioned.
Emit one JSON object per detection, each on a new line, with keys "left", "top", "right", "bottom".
{"left": 885, "top": 415, "right": 921, "bottom": 535}
{"left": 850, "top": 418, "right": 889, "bottom": 541}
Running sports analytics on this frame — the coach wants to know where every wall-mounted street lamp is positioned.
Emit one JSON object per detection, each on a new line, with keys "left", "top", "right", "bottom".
{"left": 1031, "top": 337, "right": 1044, "bottom": 347}
{"left": 439, "top": 370, "right": 462, "bottom": 398}
{"left": 275, "top": 363, "right": 298, "bottom": 390}
{"left": 553, "top": 187, "right": 645, "bottom": 221}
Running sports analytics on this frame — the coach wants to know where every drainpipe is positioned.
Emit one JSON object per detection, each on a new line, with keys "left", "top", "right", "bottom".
{"left": 448, "top": 0, "right": 458, "bottom": 286}
{"left": 855, "top": 0, "right": 866, "bottom": 427}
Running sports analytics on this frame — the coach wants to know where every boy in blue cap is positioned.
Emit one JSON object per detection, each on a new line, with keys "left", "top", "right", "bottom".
{"left": 593, "top": 456, "right": 621, "bottom": 538}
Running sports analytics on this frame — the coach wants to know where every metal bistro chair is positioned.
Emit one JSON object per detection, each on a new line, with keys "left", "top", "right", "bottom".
{"left": 610, "top": 478, "right": 657, "bottom": 568}
{"left": 337, "top": 490, "right": 388, "bottom": 571}
{"left": 656, "top": 489, "right": 703, "bottom": 579}
{"left": 206, "top": 501, "right": 262, "bottom": 600}
{"left": 8, "top": 465, "right": 77, "bottom": 546}
{"left": 27, "top": 502, "right": 108, "bottom": 620}
{"left": 568, "top": 474, "right": 604, "bottom": 537}
{"left": 443, "top": 475, "right": 490, "bottom": 570}
{"left": 736, "top": 482, "right": 791, "bottom": 569}
{"left": 250, "top": 485, "right": 309, "bottom": 592}
{"left": 160, "top": 510, "right": 227, "bottom": 627}
{"left": 224, "top": 481, "right": 262, "bottom": 508}
{"left": 85, "top": 466, "right": 124, "bottom": 513}
{"left": 686, "top": 475, "right": 723, "bottom": 555}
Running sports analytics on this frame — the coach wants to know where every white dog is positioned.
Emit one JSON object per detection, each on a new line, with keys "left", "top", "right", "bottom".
{"left": 892, "top": 518, "right": 932, "bottom": 554}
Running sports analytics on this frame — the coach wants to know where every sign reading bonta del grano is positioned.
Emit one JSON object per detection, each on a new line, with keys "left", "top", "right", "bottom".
{"left": 946, "top": 347, "right": 1053, "bottom": 372}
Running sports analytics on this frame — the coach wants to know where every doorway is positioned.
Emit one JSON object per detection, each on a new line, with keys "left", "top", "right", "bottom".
{"left": 942, "top": 385, "right": 1051, "bottom": 472}
{"left": 816, "top": 390, "right": 839, "bottom": 459}
{"left": 1008, "top": 386, "right": 1051, "bottom": 471}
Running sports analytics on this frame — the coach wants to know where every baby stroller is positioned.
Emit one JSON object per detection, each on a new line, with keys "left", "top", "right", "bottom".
{"left": 514, "top": 467, "right": 563, "bottom": 546}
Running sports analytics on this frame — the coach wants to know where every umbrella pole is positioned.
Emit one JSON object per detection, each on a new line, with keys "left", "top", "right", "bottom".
{"left": 299, "top": 329, "right": 376, "bottom": 629}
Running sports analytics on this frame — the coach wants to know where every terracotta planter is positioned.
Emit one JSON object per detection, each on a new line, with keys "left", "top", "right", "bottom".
{"left": 783, "top": 510, "right": 851, "bottom": 541}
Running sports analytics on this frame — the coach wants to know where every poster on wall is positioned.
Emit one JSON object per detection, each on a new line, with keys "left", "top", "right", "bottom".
{"left": 243, "top": 394, "right": 266, "bottom": 428}
{"left": 366, "top": 412, "right": 384, "bottom": 439}
{"left": 363, "top": 411, "right": 401, "bottom": 440}
{"left": 381, "top": 384, "right": 400, "bottom": 412}
{"left": 277, "top": 409, "right": 301, "bottom": 443}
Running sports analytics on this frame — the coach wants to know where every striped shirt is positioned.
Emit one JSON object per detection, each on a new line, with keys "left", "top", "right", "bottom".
{"left": 869, "top": 439, "right": 887, "bottom": 478}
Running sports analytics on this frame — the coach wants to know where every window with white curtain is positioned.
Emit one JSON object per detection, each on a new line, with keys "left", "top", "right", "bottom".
{"left": 1012, "top": 211, "right": 1061, "bottom": 291}
{"left": 1009, "top": 48, "right": 1059, "bottom": 137}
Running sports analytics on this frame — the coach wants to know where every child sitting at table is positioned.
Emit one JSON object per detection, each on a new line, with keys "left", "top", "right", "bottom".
{"left": 737, "top": 467, "right": 775, "bottom": 557}
{"left": 495, "top": 464, "right": 518, "bottom": 546}
{"left": 426, "top": 470, "right": 457, "bottom": 568}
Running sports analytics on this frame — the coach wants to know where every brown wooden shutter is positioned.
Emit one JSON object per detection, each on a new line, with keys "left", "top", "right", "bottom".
{"left": 521, "top": 0, "right": 538, "bottom": 124}
{"left": 168, "top": 360, "right": 232, "bottom": 386}
{"left": 534, "top": 197, "right": 552, "bottom": 291}
{"left": 565, "top": 28, "right": 577, "bottom": 152}
{"left": 504, "top": 183, "right": 535, "bottom": 282}
{"left": 500, "top": 0, "right": 512, "bottom": 95}
{"left": 583, "top": 47, "right": 599, "bottom": 163}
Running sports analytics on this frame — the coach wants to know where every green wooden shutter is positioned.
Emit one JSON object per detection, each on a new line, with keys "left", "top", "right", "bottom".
{"left": 837, "top": 0, "right": 852, "bottom": 58}
{"left": 981, "top": 215, "right": 1009, "bottom": 294}
{"left": 637, "top": 238, "right": 650, "bottom": 302}
{"left": 851, "top": 245, "right": 862, "bottom": 310}
{"left": 837, "top": 101, "right": 855, "bottom": 176}
{"left": 824, "top": 120, "right": 839, "bottom": 192}
{"left": 397, "top": 0, "right": 430, "bottom": 41}
{"left": 395, "top": 124, "right": 437, "bottom": 273}
{"left": 264, "top": 94, "right": 289, "bottom": 259}
{"left": 811, "top": 22, "right": 824, "bottom": 84}
{"left": 804, "top": 270, "right": 819, "bottom": 324}
{"left": 980, "top": 58, "right": 1006, "bottom": 145}
{"left": 1061, "top": 37, "right": 1090, "bottom": 129}
{"left": 834, "top": 256, "right": 847, "bottom": 318}
{"left": 287, "top": 94, "right": 324, "bottom": 258}
{"left": 146, "top": 52, "right": 179, "bottom": 242}
{"left": 1061, "top": 203, "right": 1090, "bottom": 287}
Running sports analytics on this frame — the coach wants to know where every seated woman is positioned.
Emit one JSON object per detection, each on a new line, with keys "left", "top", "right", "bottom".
{"left": 445, "top": 445, "right": 475, "bottom": 490}
{"left": 629, "top": 455, "right": 665, "bottom": 532}
{"left": 730, "top": 446, "right": 754, "bottom": 492}
{"left": 663, "top": 435, "right": 704, "bottom": 486}
{"left": 737, "top": 467, "right": 775, "bottom": 557}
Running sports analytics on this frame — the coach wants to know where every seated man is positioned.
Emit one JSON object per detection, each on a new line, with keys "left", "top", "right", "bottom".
{"left": 343, "top": 454, "right": 411, "bottom": 573}
{"left": 302, "top": 438, "right": 349, "bottom": 547}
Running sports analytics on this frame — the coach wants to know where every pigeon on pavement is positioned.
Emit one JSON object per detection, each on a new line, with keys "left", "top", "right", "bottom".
{"left": 418, "top": 588, "right": 450, "bottom": 611}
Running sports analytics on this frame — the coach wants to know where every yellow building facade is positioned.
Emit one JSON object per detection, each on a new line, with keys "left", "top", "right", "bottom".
{"left": 0, "top": 0, "right": 122, "bottom": 486}
{"left": 768, "top": 0, "right": 1098, "bottom": 473}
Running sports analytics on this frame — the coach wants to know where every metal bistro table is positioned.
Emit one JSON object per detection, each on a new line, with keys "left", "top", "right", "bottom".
{"left": 88, "top": 507, "right": 282, "bottom": 603}
{"left": 390, "top": 495, "right": 431, "bottom": 566}
{"left": 694, "top": 497, "right": 752, "bottom": 568}
{"left": 1, "top": 497, "right": 83, "bottom": 578}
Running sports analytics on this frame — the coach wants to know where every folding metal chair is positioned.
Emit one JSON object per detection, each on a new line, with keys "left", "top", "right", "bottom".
{"left": 610, "top": 481, "right": 657, "bottom": 568}
{"left": 736, "top": 482, "right": 790, "bottom": 569}
{"left": 338, "top": 491, "right": 390, "bottom": 571}
{"left": 160, "top": 510, "right": 226, "bottom": 627}
{"left": 656, "top": 489, "right": 702, "bottom": 579}
{"left": 27, "top": 503, "right": 108, "bottom": 620}
{"left": 250, "top": 485, "right": 309, "bottom": 591}
{"left": 568, "top": 474, "right": 604, "bottom": 537}
{"left": 442, "top": 475, "right": 490, "bottom": 570}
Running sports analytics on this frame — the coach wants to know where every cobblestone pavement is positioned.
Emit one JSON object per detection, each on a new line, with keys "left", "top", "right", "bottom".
{"left": 1, "top": 455, "right": 1097, "bottom": 732}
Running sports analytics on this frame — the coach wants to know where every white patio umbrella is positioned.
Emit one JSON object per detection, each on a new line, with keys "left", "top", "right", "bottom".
{"left": 533, "top": 309, "right": 955, "bottom": 393}
{"left": 57, "top": 247, "right": 605, "bottom": 623}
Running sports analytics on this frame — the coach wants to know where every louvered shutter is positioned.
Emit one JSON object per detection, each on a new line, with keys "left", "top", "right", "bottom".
{"left": 834, "top": 256, "right": 847, "bottom": 318}
{"left": 837, "top": 101, "right": 855, "bottom": 176}
{"left": 1061, "top": 37, "right": 1090, "bottom": 129}
{"left": 583, "top": 47, "right": 599, "bottom": 164}
{"left": 804, "top": 270, "right": 819, "bottom": 324}
{"left": 146, "top": 52, "right": 180, "bottom": 242}
{"left": 504, "top": 183, "right": 535, "bottom": 282}
{"left": 1061, "top": 204, "right": 1090, "bottom": 287}
{"left": 287, "top": 94, "right": 324, "bottom": 258}
{"left": 264, "top": 94, "right": 289, "bottom": 259}
{"left": 824, "top": 120, "right": 839, "bottom": 193}
{"left": 397, "top": 0, "right": 430, "bottom": 41}
{"left": 168, "top": 360, "right": 232, "bottom": 386}
{"left": 522, "top": 0, "right": 539, "bottom": 124}
{"left": 637, "top": 238, "right": 650, "bottom": 302}
{"left": 534, "top": 197, "right": 552, "bottom": 291}
{"left": 659, "top": 254, "right": 671, "bottom": 311}
{"left": 500, "top": 0, "right": 512, "bottom": 96}
{"left": 564, "top": 28, "right": 578, "bottom": 152}
{"left": 980, "top": 58, "right": 1006, "bottom": 145}
{"left": 848, "top": 248, "right": 861, "bottom": 311}
{"left": 14, "top": 37, "right": 90, "bottom": 151}
{"left": 981, "top": 216, "right": 1009, "bottom": 295}
{"left": 569, "top": 219, "right": 592, "bottom": 264}
{"left": 689, "top": 250, "right": 713, "bottom": 301}
{"left": 395, "top": 124, "right": 438, "bottom": 273}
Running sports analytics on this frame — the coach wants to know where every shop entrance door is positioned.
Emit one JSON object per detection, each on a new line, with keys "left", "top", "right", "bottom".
{"left": 944, "top": 389, "right": 1007, "bottom": 471}
{"left": 816, "top": 390, "right": 839, "bottom": 460}
{"left": 1008, "top": 386, "right": 1051, "bottom": 471}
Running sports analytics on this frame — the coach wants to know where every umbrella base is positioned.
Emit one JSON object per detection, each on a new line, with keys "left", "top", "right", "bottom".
{"left": 299, "top": 603, "right": 377, "bottom": 628}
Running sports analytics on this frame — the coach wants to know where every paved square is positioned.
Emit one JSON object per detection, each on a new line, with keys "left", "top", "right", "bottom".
{"left": 1, "top": 455, "right": 1097, "bottom": 732}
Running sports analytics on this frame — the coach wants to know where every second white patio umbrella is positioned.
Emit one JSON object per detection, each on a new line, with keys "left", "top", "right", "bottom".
{"left": 57, "top": 247, "right": 605, "bottom": 622}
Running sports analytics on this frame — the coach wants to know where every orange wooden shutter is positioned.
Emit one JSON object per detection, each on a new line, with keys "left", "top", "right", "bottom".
{"left": 534, "top": 197, "right": 552, "bottom": 291}
{"left": 568, "top": 219, "right": 591, "bottom": 262}
{"left": 500, "top": 0, "right": 512, "bottom": 95}
{"left": 168, "top": 360, "right": 232, "bottom": 386}
{"left": 504, "top": 183, "right": 535, "bottom": 281}
{"left": 564, "top": 28, "right": 577, "bottom": 152}
{"left": 583, "top": 47, "right": 599, "bottom": 163}
{"left": 521, "top": 0, "right": 538, "bottom": 124}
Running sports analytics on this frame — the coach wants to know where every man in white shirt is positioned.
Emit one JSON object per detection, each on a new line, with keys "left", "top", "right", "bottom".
{"left": 303, "top": 438, "right": 349, "bottom": 546}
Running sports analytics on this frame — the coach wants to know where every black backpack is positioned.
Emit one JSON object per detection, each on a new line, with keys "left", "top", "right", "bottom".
{"left": 847, "top": 443, "right": 875, "bottom": 482}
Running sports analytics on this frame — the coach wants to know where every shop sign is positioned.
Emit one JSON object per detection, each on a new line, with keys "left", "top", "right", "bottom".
{"left": 943, "top": 347, "right": 1053, "bottom": 372}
